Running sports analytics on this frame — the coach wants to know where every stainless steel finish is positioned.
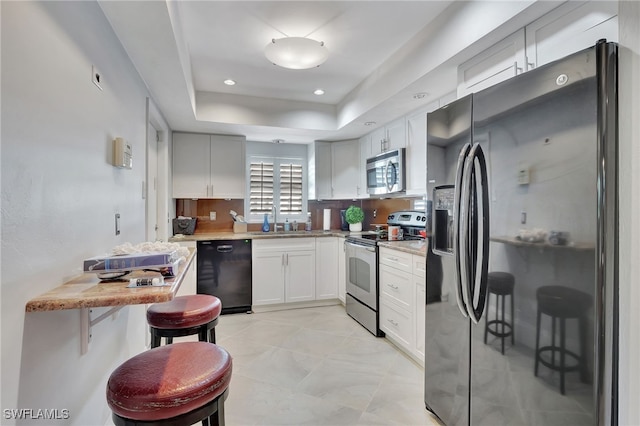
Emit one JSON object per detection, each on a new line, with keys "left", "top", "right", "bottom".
{"left": 455, "top": 143, "right": 472, "bottom": 318}
{"left": 366, "top": 148, "right": 406, "bottom": 195}
{"left": 595, "top": 40, "right": 618, "bottom": 426}
{"left": 346, "top": 293, "right": 378, "bottom": 336}
{"left": 345, "top": 239, "right": 378, "bottom": 312}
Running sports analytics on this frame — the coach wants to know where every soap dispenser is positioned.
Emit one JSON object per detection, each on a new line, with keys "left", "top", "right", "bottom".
{"left": 262, "top": 213, "right": 270, "bottom": 232}
{"left": 284, "top": 218, "right": 290, "bottom": 232}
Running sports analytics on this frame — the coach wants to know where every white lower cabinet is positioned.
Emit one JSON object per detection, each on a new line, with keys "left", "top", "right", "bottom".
{"left": 337, "top": 236, "right": 346, "bottom": 303}
{"left": 252, "top": 238, "right": 316, "bottom": 306}
{"left": 315, "top": 237, "right": 338, "bottom": 300}
{"left": 379, "top": 246, "right": 426, "bottom": 365}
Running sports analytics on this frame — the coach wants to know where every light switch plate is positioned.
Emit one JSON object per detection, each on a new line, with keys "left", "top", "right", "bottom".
{"left": 210, "top": 211, "right": 216, "bottom": 220}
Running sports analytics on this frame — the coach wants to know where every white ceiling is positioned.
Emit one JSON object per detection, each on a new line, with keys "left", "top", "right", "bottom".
{"left": 98, "top": 1, "right": 558, "bottom": 144}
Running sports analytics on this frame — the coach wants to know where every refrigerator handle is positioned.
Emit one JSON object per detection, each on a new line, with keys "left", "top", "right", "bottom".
{"left": 459, "top": 145, "right": 474, "bottom": 319}
{"left": 466, "top": 143, "right": 491, "bottom": 324}
{"left": 453, "top": 143, "right": 472, "bottom": 318}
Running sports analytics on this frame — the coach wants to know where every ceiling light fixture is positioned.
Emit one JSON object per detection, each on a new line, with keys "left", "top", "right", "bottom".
{"left": 224, "top": 79, "right": 236, "bottom": 86}
{"left": 413, "top": 92, "right": 428, "bottom": 99}
{"left": 265, "top": 37, "right": 329, "bottom": 70}
{"left": 272, "top": 139, "right": 284, "bottom": 144}
{"left": 313, "top": 89, "right": 325, "bottom": 96}
{"left": 364, "top": 121, "right": 376, "bottom": 126}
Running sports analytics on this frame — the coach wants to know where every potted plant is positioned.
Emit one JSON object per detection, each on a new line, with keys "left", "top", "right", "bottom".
{"left": 345, "top": 205, "right": 364, "bottom": 232}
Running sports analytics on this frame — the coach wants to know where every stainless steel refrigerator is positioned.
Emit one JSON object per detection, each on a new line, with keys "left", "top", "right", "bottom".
{"left": 424, "top": 41, "right": 618, "bottom": 426}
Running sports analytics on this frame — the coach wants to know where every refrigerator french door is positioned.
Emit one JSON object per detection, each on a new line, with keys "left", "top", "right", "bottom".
{"left": 424, "top": 41, "right": 618, "bottom": 426}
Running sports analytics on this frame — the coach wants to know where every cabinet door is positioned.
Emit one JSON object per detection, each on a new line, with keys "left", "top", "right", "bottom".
{"left": 369, "top": 127, "right": 387, "bottom": 155}
{"left": 285, "top": 250, "right": 315, "bottom": 302}
{"left": 315, "top": 142, "right": 333, "bottom": 199}
{"left": 380, "top": 298, "right": 413, "bottom": 349}
{"left": 359, "top": 135, "right": 371, "bottom": 198}
{"left": 172, "top": 133, "right": 210, "bottom": 198}
{"left": 331, "top": 140, "right": 360, "bottom": 199}
{"left": 252, "top": 251, "right": 285, "bottom": 305}
{"left": 209, "top": 135, "right": 245, "bottom": 199}
{"left": 385, "top": 117, "right": 406, "bottom": 152}
{"left": 415, "top": 279, "right": 426, "bottom": 362}
{"left": 316, "top": 237, "right": 338, "bottom": 300}
{"left": 457, "top": 29, "right": 526, "bottom": 97}
{"left": 406, "top": 102, "right": 439, "bottom": 195}
{"left": 337, "top": 237, "right": 346, "bottom": 303}
{"left": 525, "top": 1, "right": 618, "bottom": 70}
{"left": 380, "top": 264, "right": 413, "bottom": 311}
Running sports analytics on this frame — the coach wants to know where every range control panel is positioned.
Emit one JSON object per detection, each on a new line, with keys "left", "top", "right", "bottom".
{"left": 387, "top": 210, "right": 428, "bottom": 228}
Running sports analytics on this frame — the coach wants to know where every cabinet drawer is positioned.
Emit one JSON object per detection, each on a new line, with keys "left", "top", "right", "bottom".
{"left": 412, "top": 255, "right": 426, "bottom": 278}
{"left": 380, "top": 298, "right": 413, "bottom": 349}
{"left": 379, "top": 264, "right": 413, "bottom": 310}
{"left": 379, "top": 247, "right": 412, "bottom": 273}
{"left": 253, "top": 237, "right": 315, "bottom": 252}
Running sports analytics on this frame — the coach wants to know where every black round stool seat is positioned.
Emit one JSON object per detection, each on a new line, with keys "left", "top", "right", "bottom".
{"left": 534, "top": 285, "right": 592, "bottom": 395}
{"left": 107, "top": 342, "right": 232, "bottom": 425}
{"left": 147, "top": 295, "right": 221, "bottom": 348}
{"left": 484, "top": 272, "right": 515, "bottom": 355}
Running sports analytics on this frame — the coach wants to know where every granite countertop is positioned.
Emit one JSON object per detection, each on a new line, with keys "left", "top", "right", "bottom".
{"left": 170, "top": 229, "right": 351, "bottom": 242}
{"left": 25, "top": 248, "right": 196, "bottom": 312}
{"left": 378, "top": 240, "right": 428, "bottom": 257}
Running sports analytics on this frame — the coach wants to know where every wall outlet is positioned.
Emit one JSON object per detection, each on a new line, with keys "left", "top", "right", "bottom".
{"left": 210, "top": 211, "right": 216, "bottom": 221}
{"left": 115, "top": 213, "right": 121, "bottom": 235}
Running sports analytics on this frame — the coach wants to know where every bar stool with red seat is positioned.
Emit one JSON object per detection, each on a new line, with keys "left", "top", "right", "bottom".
{"left": 107, "top": 341, "right": 232, "bottom": 426}
{"left": 147, "top": 295, "right": 221, "bottom": 348}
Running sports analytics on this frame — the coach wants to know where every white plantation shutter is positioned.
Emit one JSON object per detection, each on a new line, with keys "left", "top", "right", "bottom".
{"left": 246, "top": 154, "right": 307, "bottom": 222}
{"left": 279, "top": 162, "right": 303, "bottom": 214}
{"left": 249, "top": 161, "right": 274, "bottom": 214}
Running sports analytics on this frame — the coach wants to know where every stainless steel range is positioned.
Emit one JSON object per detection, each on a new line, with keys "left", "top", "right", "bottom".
{"left": 345, "top": 210, "right": 428, "bottom": 336}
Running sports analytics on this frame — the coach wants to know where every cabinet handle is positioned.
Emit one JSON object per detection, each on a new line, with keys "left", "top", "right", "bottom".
{"left": 387, "top": 283, "right": 399, "bottom": 290}
{"left": 282, "top": 253, "right": 285, "bottom": 267}
{"left": 514, "top": 61, "right": 523, "bottom": 75}
{"left": 387, "top": 319, "right": 399, "bottom": 327}
{"left": 286, "top": 253, "right": 289, "bottom": 266}
{"left": 389, "top": 257, "right": 399, "bottom": 262}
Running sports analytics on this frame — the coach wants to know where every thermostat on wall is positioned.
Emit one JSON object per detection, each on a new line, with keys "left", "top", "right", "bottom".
{"left": 113, "top": 137, "right": 132, "bottom": 169}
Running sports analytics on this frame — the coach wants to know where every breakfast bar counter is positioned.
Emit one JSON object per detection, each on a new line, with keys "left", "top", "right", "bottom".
{"left": 25, "top": 248, "right": 196, "bottom": 312}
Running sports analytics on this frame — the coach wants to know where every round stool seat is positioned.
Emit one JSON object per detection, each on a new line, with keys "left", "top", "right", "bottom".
{"left": 107, "top": 342, "right": 232, "bottom": 421}
{"left": 487, "top": 272, "right": 515, "bottom": 295}
{"left": 147, "top": 295, "right": 221, "bottom": 330}
{"left": 537, "top": 286, "right": 592, "bottom": 318}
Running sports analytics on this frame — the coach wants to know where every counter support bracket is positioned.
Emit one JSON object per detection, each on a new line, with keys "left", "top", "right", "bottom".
{"left": 80, "top": 306, "right": 124, "bottom": 355}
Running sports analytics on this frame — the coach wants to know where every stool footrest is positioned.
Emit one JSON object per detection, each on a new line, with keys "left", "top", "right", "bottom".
{"left": 486, "top": 320, "right": 513, "bottom": 338}
{"left": 536, "top": 346, "right": 581, "bottom": 373}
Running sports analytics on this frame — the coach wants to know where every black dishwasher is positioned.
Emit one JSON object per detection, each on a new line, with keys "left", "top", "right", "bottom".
{"left": 197, "top": 239, "right": 252, "bottom": 314}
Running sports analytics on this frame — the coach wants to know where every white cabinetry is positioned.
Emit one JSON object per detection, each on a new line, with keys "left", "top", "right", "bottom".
{"left": 406, "top": 100, "right": 440, "bottom": 196}
{"left": 315, "top": 237, "right": 338, "bottom": 300}
{"left": 331, "top": 139, "right": 362, "bottom": 199}
{"left": 379, "top": 246, "right": 426, "bottom": 365}
{"left": 337, "top": 236, "right": 346, "bottom": 304}
{"left": 525, "top": 0, "right": 618, "bottom": 70}
{"left": 457, "top": 1, "right": 618, "bottom": 97}
{"left": 369, "top": 117, "right": 406, "bottom": 155}
{"left": 308, "top": 142, "right": 332, "bottom": 200}
{"left": 172, "top": 133, "right": 245, "bottom": 199}
{"left": 252, "top": 238, "right": 316, "bottom": 306}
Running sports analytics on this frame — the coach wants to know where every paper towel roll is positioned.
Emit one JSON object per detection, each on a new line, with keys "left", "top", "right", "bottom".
{"left": 323, "top": 209, "right": 331, "bottom": 231}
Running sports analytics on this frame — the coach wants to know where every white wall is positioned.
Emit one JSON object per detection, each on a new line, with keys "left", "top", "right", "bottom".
{"left": 617, "top": 1, "right": 640, "bottom": 424}
{"left": 1, "top": 2, "right": 168, "bottom": 424}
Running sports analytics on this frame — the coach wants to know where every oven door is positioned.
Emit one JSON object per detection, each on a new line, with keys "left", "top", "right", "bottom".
{"left": 345, "top": 240, "right": 377, "bottom": 310}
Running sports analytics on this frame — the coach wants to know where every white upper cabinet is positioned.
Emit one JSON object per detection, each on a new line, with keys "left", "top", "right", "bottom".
{"left": 369, "top": 117, "right": 407, "bottom": 155}
{"left": 172, "top": 132, "right": 245, "bottom": 199}
{"left": 308, "top": 142, "right": 332, "bottom": 200}
{"left": 458, "top": 1, "right": 618, "bottom": 97}
{"left": 457, "top": 29, "right": 526, "bottom": 98}
{"left": 331, "top": 139, "right": 361, "bottom": 199}
{"left": 525, "top": 0, "right": 618, "bottom": 70}
{"left": 406, "top": 100, "right": 440, "bottom": 196}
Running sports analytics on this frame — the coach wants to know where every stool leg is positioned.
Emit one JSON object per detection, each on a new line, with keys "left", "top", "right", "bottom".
{"left": 150, "top": 330, "right": 161, "bottom": 349}
{"left": 510, "top": 292, "right": 515, "bottom": 345}
{"left": 198, "top": 326, "right": 208, "bottom": 343}
{"left": 551, "top": 317, "right": 557, "bottom": 368}
{"left": 534, "top": 309, "right": 541, "bottom": 376}
{"left": 209, "top": 327, "right": 216, "bottom": 344}
{"left": 579, "top": 314, "right": 589, "bottom": 383}
{"left": 166, "top": 337, "right": 173, "bottom": 345}
{"left": 500, "top": 294, "right": 505, "bottom": 355}
{"left": 560, "top": 318, "right": 566, "bottom": 395}
{"left": 206, "top": 397, "right": 224, "bottom": 426}
{"left": 484, "top": 293, "right": 490, "bottom": 344}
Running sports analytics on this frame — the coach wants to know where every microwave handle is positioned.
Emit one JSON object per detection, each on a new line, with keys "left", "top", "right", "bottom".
{"left": 384, "top": 160, "right": 395, "bottom": 192}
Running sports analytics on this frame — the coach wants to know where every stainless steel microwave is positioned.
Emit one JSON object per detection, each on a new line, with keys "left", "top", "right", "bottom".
{"left": 366, "top": 148, "right": 406, "bottom": 195}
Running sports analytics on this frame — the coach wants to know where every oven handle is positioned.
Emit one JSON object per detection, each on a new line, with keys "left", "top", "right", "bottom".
{"left": 345, "top": 240, "right": 376, "bottom": 252}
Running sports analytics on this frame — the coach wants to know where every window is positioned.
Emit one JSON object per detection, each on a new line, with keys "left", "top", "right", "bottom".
{"left": 246, "top": 155, "right": 306, "bottom": 223}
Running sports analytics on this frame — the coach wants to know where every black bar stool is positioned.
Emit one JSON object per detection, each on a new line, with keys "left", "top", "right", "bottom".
{"left": 147, "top": 295, "right": 221, "bottom": 348}
{"left": 534, "top": 285, "right": 592, "bottom": 394}
{"left": 484, "top": 272, "right": 515, "bottom": 354}
{"left": 107, "top": 342, "right": 232, "bottom": 426}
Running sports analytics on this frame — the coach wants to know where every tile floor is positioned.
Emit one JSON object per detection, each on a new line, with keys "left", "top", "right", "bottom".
{"left": 214, "top": 304, "right": 441, "bottom": 426}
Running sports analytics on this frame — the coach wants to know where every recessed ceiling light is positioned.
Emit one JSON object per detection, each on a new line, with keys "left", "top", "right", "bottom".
{"left": 313, "top": 89, "right": 325, "bottom": 96}
{"left": 272, "top": 139, "right": 284, "bottom": 144}
{"left": 364, "top": 121, "right": 376, "bottom": 126}
{"left": 413, "top": 92, "right": 428, "bottom": 99}
{"left": 224, "top": 79, "right": 236, "bottom": 86}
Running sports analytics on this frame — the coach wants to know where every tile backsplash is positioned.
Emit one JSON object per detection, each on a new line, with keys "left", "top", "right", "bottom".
{"left": 176, "top": 197, "right": 420, "bottom": 234}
